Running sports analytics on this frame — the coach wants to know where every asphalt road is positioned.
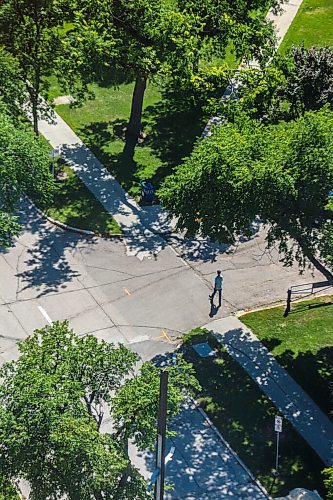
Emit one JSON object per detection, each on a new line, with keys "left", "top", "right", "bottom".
{"left": 0, "top": 200, "right": 323, "bottom": 366}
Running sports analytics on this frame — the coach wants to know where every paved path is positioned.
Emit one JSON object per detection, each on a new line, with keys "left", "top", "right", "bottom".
{"left": 205, "top": 316, "right": 333, "bottom": 466}
{"left": 130, "top": 402, "right": 269, "bottom": 499}
{"left": 39, "top": 117, "right": 164, "bottom": 261}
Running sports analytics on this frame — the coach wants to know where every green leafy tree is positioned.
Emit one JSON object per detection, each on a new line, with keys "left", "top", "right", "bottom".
{"left": 67, "top": 0, "right": 281, "bottom": 156}
{"left": 0, "top": 321, "right": 199, "bottom": 498}
{"left": 0, "top": 48, "right": 26, "bottom": 120}
{"left": 284, "top": 46, "right": 333, "bottom": 117}
{"left": 159, "top": 108, "right": 333, "bottom": 279}
{"left": 222, "top": 46, "right": 333, "bottom": 123}
{"left": 0, "top": 0, "right": 75, "bottom": 134}
{"left": 324, "top": 467, "right": 333, "bottom": 499}
{"left": 0, "top": 475, "right": 19, "bottom": 499}
{"left": 0, "top": 112, "right": 55, "bottom": 247}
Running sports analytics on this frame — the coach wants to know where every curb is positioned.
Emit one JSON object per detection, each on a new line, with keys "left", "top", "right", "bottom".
{"left": 26, "top": 197, "right": 123, "bottom": 239}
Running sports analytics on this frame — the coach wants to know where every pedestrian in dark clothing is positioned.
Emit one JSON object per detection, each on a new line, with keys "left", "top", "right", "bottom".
{"left": 209, "top": 270, "right": 223, "bottom": 306}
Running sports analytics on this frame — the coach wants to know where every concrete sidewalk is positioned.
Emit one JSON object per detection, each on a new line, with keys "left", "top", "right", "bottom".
{"left": 130, "top": 401, "right": 269, "bottom": 499}
{"left": 205, "top": 316, "right": 333, "bottom": 466}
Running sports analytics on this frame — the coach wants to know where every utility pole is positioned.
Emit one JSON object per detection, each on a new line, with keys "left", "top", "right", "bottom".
{"left": 154, "top": 370, "right": 168, "bottom": 500}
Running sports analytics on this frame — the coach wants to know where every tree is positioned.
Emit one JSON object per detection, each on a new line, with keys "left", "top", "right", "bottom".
{"left": 0, "top": 112, "right": 55, "bottom": 247}
{"left": 0, "top": 0, "right": 75, "bottom": 134}
{"left": 324, "top": 467, "right": 333, "bottom": 499}
{"left": 0, "top": 47, "right": 26, "bottom": 120}
{"left": 159, "top": 108, "right": 333, "bottom": 279}
{"left": 0, "top": 321, "right": 199, "bottom": 498}
{"left": 284, "top": 46, "right": 333, "bottom": 117}
{"left": 221, "top": 46, "right": 333, "bottom": 124}
{"left": 68, "top": 0, "right": 282, "bottom": 156}
{"left": 0, "top": 475, "right": 19, "bottom": 499}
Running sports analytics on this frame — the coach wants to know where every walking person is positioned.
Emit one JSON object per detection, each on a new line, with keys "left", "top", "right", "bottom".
{"left": 209, "top": 270, "right": 223, "bottom": 306}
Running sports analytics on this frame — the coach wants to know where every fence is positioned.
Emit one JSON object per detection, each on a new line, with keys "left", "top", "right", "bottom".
{"left": 284, "top": 280, "right": 333, "bottom": 316}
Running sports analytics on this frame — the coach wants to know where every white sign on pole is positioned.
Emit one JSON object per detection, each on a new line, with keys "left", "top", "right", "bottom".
{"left": 275, "top": 416, "right": 283, "bottom": 433}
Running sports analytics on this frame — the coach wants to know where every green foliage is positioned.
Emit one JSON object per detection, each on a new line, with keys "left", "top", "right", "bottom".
{"left": 0, "top": 0, "right": 76, "bottom": 132}
{"left": 0, "top": 475, "right": 19, "bottom": 499}
{"left": 0, "top": 47, "right": 25, "bottom": 120}
{"left": 222, "top": 46, "right": 333, "bottom": 123}
{"left": 159, "top": 108, "right": 333, "bottom": 277}
{"left": 0, "top": 111, "right": 55, "bottom": 247}
{"left": 324, "top": 467, "right": 333, "bottom": 499}
{"left": 113, "top": 356, "right": 200, "bottom": 450}
{"left": 0, "top": 320, "right": 197, "bottom": 497}
{"left": 60, "top": 0, "right": 281, "bottom": 141}
{"left": 284, "top": 46, "right": 333, "bottom": 116}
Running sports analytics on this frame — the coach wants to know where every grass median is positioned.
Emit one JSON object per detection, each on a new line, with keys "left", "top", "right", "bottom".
{"left": 181, "top": 329, "right": 325, "bottom": 497}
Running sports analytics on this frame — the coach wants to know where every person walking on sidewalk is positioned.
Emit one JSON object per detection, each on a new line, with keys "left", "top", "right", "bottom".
{"left": 209, "top": 270, "right": 223, "bottom": 306}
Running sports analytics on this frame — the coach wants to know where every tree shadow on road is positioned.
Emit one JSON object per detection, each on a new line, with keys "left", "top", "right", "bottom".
{"left": 15, "top": 199, "right": 97, "bottom": 297}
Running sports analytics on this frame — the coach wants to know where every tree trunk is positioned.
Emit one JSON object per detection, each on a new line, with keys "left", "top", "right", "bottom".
{"left": 31, "top": 91, "right": 39, "bottom": 136}
{"left": 297, "top": 238, "right": 333, "bottom": 280}
{"left": 126, "top": 76, "right": 147, "bottom": 142}
{"left": 304, "top": 251, "right": 333, "bottom": 281}
{"left": 114, "top": 439, "right": 130, "bottom": 496}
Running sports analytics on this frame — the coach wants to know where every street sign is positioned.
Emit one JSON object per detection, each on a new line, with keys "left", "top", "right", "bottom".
{"left": 275, "top": 416, "right": 283, "bottom": 433}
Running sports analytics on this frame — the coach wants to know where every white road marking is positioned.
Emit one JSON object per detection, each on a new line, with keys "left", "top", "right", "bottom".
{"left": 38, "top": 306, "right": 53, "bottom": 325}
{"left": 127, "top": 335, "right": 150, "bottom": 344}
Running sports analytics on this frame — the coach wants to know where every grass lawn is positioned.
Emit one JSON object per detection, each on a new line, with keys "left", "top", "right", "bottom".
{"left": 55, "top": 81, "right": 170, "bottom": 198}
{"left": 52, "top": 49, "right": 238, "bottom": 198}
{"left": 181, "top": 330, "right": 325, "bottom": 497}
{"left": 240, "top": 295, "right": 333, "bottom": 417}
{"left": 280, "top": 0, "right": 333, "bottom": 52}
{"left": 46, "top": 162, "right": 121, "bottom": 235}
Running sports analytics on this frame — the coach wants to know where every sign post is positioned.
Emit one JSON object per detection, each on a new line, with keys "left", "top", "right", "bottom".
{"left": 154, "top": 370, "right": 168, "bottom": 500}
{"left": 274, "top": 416, "right": 283, "bottom": 476}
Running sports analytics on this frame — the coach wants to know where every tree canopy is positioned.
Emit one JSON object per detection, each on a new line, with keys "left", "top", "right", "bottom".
{"left": 221, "top": 46, "right": 333, "bottom": 123}
{"left": 0, "top": 112, "right": 55, "bottom": 247}
{"left": 62, "top": 0, "right": 282, "bottom": 153}
{"left": 159, "top": 108, "right": 333, "bottom": 279}
{"left": 0, "top": 321, "right": 199, "bottom": 498}
{"left": 0, "top": 0, "right": 75, "bottom": 133}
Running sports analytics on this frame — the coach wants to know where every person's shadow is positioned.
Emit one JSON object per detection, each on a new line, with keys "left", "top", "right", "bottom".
{"left": 209, "top": 300, "right": 221, "bottom": 318}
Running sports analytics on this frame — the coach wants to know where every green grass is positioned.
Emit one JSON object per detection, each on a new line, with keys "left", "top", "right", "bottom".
{"left": 280, "top": 0, "right": 333, "bottom": 52}
{"left": 55, "top": 79, "right": 208, "bottom": 197}
{"left": 182, "top": 330, "right": 325, "bottom": 497}
{"left": 46, "top": 163, "right": 121, "bottom": 235}
{"left": 240, "top": 295, "right": 333, "bottom": 416}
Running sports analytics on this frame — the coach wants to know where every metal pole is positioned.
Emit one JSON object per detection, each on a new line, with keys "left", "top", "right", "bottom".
{"left": 154, "top": 370, "right": 168, "bottom": 500}
{"left": 284, "top": 288, "right": 292, "bottom": 317}
{"left": 275, "top": 431, "right": 280, "bottom": 475}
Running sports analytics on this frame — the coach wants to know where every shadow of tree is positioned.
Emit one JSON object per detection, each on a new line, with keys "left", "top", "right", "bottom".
{"left": 15, "top": 198, "right": 97, "bottom": 297}
{"left": 276, "top": 346, "right": 333, "bottom": 417}
{"left": 177, "top": 332, "right": 326, "bottom": 497}
{"left": 142, "top": 91, "right": 207, "bottom": 180}
{"left": 75, "top": 90, "right": 208, "bottom": 197}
